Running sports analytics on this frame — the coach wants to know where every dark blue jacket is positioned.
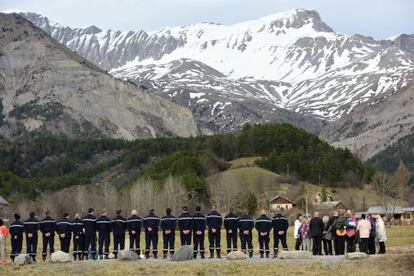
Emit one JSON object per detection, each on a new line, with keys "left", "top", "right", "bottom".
{"left": 40, "top": 216, "right": 56, "bottom": 236}
{"left": 143, "top": 212, "right": 159, "bottom": 233}
{"left": 56, "top": 217, "right": 72, "bottom": 238}
{"left": 9, "top": 220, "right": 24, "bottom": 239}
{"left": 192, "top": 212, "right": 206, "bottom": 232}
{"left": 82, "top": 213, "right": 97, "bottom": 236}
{"left": 112, "top": 215, "right": 126, "bottom": 236}
{"left": 272, "top": 213, "right": 289, "bottom": 234}
{"left": 237, "top": 215, "right": 254, "bottom": 233}
{"left": 161, "top": 214, "right": 176, "bottom": 232}
{"left": 224, "top": 212, "right": 238, "bottom": 232}
{"left": 72, "top": 217, "right": 84, "bottom": 237}
{"left": 24, "top": 217, "right": 39, "bottom": 236}
{"left": 126, "top": 215, "right": 142, "bottom": 235}
{"left": 96, "top": 215, "right": 112, "bottom": 234}
{"left": 206, "top": 211, "right": 222, "bottom": 231}
{"left": 178, "top": 212, "right": 193, "bottom": 232}
{"left": 255, "top": 214, "right": 272, "bottom": 233}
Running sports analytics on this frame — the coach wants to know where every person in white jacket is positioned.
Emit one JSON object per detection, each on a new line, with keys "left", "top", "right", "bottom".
{"left": 375, "top": 215, "right": 387, "bottom": 254}
{"left": 294, "top": 214, "right": 302, "bottom": 250}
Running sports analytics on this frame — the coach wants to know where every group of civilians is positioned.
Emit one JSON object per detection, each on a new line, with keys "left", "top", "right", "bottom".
{"left": 293, "top": 210, "right": 387, "bottom": 255}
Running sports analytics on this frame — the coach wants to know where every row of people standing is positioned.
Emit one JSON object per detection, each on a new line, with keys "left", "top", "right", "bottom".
{"left": 293, "top": 210, "right": 387, "bottom": 255}
{"left": 7, "top": 206, "right": 291, "bottom": 261}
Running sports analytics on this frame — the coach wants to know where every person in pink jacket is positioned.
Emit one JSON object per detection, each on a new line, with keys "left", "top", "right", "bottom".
{"left": 356, "top": 214, "right": 371, "bottom": 254}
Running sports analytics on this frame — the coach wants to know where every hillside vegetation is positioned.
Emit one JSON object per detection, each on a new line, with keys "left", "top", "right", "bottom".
{"left": 0, "top": 124, "right": 374, "bottom": 204}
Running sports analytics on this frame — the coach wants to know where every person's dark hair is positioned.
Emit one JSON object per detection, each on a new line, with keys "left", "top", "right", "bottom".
{"left": 63, "top": 212, "right": 69, "bottom": 218}
{"left": 229, "top": 208, "right": 233, "bottom": 212}
{"left": 45, "top": 210, "right": 50, "bottom": 216}
{"left": 116, "top": 209, "right": 122, "bottom": 215}
{"left": 182, "top": 206, "right": 188, "bottom": 212}
{"left": 296, "top": 213, "right": 302, "bottom": 219}
{"left": 14, "top": 213, "right": 21, "bottom": 220}
{"left": 29, "top": 212, "right": 35, "bottom": 218}
{"left": 0, "top": 218, "right": 3, "bottom": 226}
{"left": 88, "top": 208, "right": 94, "bottom": 214}
{"left": 149, "top": 208, "right": 155, "bottom": 213}
{"left": 361, "top": 214, "right": 366, "bottom": 219}
{"left": 166, "top": 208, "right": 172, "bottom": 215}
{"left": 195, "top": 206, "right": 201, "bottom": 212}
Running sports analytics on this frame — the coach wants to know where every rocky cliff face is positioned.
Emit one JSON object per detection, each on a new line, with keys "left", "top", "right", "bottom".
{"left": 320, "top": 78, "right": 414, "bottom": 160}
{"left": 0, "top": 13, "right": 198, "bottom": 139}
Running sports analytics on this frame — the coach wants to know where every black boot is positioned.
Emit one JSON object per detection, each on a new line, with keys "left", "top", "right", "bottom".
{"left": 153, "top": 253, "right": 157, "bottom": 259}
{"left": 260, "top": 253, "right": 264, "bottom": 258}
{"left": 42, "top": 255, "right": 46, "bottom": 261}
{"left": 74, "top": 254, "right": 77, "bottom": 261}
{"left": 209, "top": 250, "right": 214, "bottom": 259}
{"left": 32, "top": 256, "right": 37, "bottom": 262}
{"left": 248, "top": 251, "right": 253, "bottom": 258}
{"left": 266, "top": 252, "right": 270, "bottom": 258}
{"left": 273, "top": 248, "right": 279, "bottom": 258}
{"left": 216, "top": 249, "right": 221, "bottom": 259}
{"left": 193, "top": 252, "right": 197, "bottom": 259}
{"left": 170, "top": 251, "right": 175, "bottom": 257}
{"left": 201, "top": 252, "right": 205, "bottom": 259}
{"left": 163, "top": 252, "right": 167, "bottom": 259}
{"left": 145, "top": 253, "right": 150, "bottom": 259}
{"left": 227, "top": 250, "right": 231, "bottom": 255}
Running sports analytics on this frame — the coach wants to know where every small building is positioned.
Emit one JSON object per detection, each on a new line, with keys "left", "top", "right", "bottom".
{"left": 270, "top": 195, "right": 295, "bottom": 211}
{"left": 314, "top": 201, "right": 346, "bottom": 215}
{"left": 401, "top": 208, "right": 414, "bottom": 225}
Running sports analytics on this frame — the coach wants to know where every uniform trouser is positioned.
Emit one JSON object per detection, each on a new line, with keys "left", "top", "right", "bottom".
{"left": 226, "top": 231, "right": 237, "bottom": 252}
{"left": 336, "top": 236, "right": 345, "bottom": 255}
{"left": 258, "top": 234, "right": 270, "bottom": 255}
{"left": 208, "top": 231, "right": 221, "bottom": 254}
{"left": 84, "top": 234, "right": 97, "bottom": 257}
{"left": 346, "top": 236, "right": 355, "bottom": 253}
{"left": 73, "top": 235, "right": 84, "bottom": 257}
{"left": 145, "top": 231, "right": 158, "bottom": 255}
{"left": 193, "top": 232, "right": 205, "bottom": 255}
{"left": 129, "top": 234, "right": 141, "bottom": 254}
{"left": 98, "top": 233, "right": 110, "bottom": 257}
{"left": 113, "top": 234, "right": 125, "bottom": 256}
{"left": 240, "top": 232, "right": 253, "bottom": 254}
{"left": 59, "top": 236, "right": 71, "bottom": 253}
{"left": 379, "top": 241, "right": 386, "bottom": 254}
{"left": 359, "top": 238, "right": 369, "bottom": 254}
{"left": 0, "top": 237, "right": 5, "bottom": 260}
{"left": 11, "top": 238, "right": 23, "bottom": 259}
{"left": 274, "top": 234, "right": 288, "bottom": 251}
{"left": 180, "top": 231, "right": 192, "bottom": 245}
{"left": 368, "top": 236, "right": 376, "bottom": 254}
{"left": 42, "top": 235, "right": 55, "bottom": 257}
{"left": 323, "top": 239, "right": 332, "bottom": 255}
{"left": 163, "top": 232, "right": 175, "bottom": 255}
{"left": 295, "top": 238, "right": 302, "bottom": 250}
{"left": 26, "top": 235, "right": 38, "bottom": 258}
{"left": 333, "top": 236, "right": 338, "bottom": 254}
{"left": 312, "top": 236, "right": 322, "bottom": 255}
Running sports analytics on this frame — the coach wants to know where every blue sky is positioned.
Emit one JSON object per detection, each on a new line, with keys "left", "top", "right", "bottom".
{"left": 1, "top": 0, "right": 413, "bottom": 39}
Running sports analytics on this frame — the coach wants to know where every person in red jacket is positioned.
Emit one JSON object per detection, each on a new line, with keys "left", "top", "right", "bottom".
{"left": 0, "top": 218, "right": 9, "bottom": 264}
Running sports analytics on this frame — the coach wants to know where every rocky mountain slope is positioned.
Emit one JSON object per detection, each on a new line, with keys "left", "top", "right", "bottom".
{"left": 320, "top": 77, "right": 414, "bottom": 160}
{"left": 0, "top": 13, "right": 198, "bottom": 139}
{"left": 15, "top": 9, "right": 414, "bottom": 135}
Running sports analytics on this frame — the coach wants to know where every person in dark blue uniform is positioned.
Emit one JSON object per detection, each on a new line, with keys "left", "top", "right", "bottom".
{"left": 255, "top": 209, "right": 272, "bottom": 258}
{"left": 97, "top": 209, "right": 112, "bottom": 259}
{"left": 127, "top": 209, "right": 142, "bottom": 256}
{"left": 82, "top": 208, "right": 97, "bottom": 260}
{"left": 9, "top": 213, "right": 24, "bottom": 262}
{"left": 272, "top": 211, "right": 289, "bottom": 257}
{"left": 143, "top": 209, "right": 160, "bottom": 258}
{"left": 192, "top": 206, "right": 206, "bottom": 259}
{"left": 40, "top": 210, "right": 56, "bottom": 261}
{"left": 24, "top": 212, "right": 39, "bottom": 261}
{"left": 178, "top": 206, "right": 193, "bottom": 246}
{"left": 56, "top": 212, "right": 72, "bottom": 253}
{"left": 224, "top": 208, "right": 238, "bottom": 254}
{"left": 72, "top": 213, "right": 84, "bottom": 260}
{"left": 161, "top": 208, "right": 176, "bottom": 258}
{"left": 206, "top": 205, "right": 222, "bottom": 258}
{"left": 238, "top": 211, "right": 254, "bottom": 258}
{"left": 112, "top": 209, "right": 126, "bottom": 259}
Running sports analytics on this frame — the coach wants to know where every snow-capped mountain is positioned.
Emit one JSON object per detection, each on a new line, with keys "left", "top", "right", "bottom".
{"left": 12, "top": 9, "right": 414, "bottom": 134}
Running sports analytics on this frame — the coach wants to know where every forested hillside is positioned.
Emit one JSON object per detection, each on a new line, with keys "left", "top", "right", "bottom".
{"left": 0, "top": 124, "right": 374, "bottom": 202}
{"left": 368, "top": 133, "right": 414, "bottom": 185}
